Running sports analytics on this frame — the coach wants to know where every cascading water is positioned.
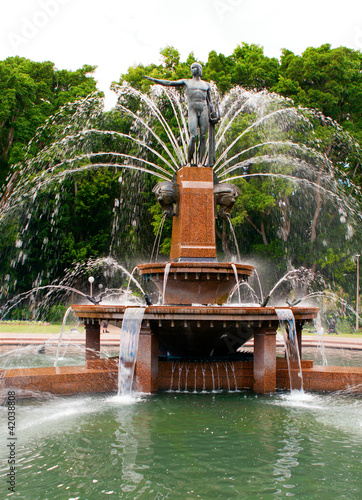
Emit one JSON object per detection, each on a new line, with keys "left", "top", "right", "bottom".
{"left": 229, "top": 362, "right": 238, "bottom": 391}
{"left": 314, "top": 313, "right": 328, "bottom": 366}
{"left": 227, "top": 215, "right": 241, "bottom": 262}
{"left": 253, "top": 269, "right": 264, "bottom": 304}
{"left": 165, "top": 361, "right": 241, "bottom": 393}
{"left": 1, "top": 83, "right": 360, "bottom": 304}
{"left": 162, "top": 262, "right": 171, "bottom": 305}
{"left": 231, "top": 263, "right": 241, "bottom": 304}
{"left": 118, "top": 307, "right": 146, "bottom": 395}
{"left": 201, "top": 363, "right": 206, "bottom": 392}
{"left": 1, "top": 60, "right": 361, "bottom": 500}
{"left": 150, "top": 213, "right": 167, "bottom": 262}
{"left": 54, "top": 306, "right": 74, "bottom": 367}
{"left": 169, "top": 361, "right": 177, "bottom": 391}
{"left": 184, "top": 363, "right": 190, "bottom": 392}
{"left": 276, "top": 308, "right": 303, "bottom": 392}
{"left": 178, "top": 363, "right": 184, "bottom": 392}
{"left": 228, "top": 280, "right": 260, "bottom": 304}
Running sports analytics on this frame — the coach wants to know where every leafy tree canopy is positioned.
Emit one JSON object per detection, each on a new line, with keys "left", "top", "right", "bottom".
{"left": 274, "top": 44, "right": 362, "bottom": 141}
{"left": 0, "top": 56, "right": 97, "bottom": 186}
{"left": 0, "top": 45, "right": 361, "bottom": 312}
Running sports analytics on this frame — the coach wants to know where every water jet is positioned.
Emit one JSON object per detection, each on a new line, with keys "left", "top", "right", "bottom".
{"left": 1, "top": 67, "right": 361, "bottom": 397}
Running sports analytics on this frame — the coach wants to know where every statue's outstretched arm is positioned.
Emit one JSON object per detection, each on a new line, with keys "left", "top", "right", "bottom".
{"left": 143, "top": 75, "right": 185, "bottom": 87}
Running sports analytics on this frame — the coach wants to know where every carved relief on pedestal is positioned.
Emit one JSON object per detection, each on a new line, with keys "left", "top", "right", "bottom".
{"left": 214, "top": 182, "right": 241, "bottom": 218}
{"left": 152, "top": 181, "right": 178, "bottom": 218}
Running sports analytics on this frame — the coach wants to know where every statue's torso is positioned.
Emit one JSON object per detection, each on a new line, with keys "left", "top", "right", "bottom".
{"left": 185, "top": 79, "right": 210, "bottom": 105}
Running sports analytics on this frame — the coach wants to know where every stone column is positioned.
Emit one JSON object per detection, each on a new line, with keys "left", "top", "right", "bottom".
{"left": 135, "top": 323, "right": 159, "bottom": 393}
{"left": 85, "top": 320, "right": 101, "bottom": 369}
{"left": 253, "top": 327, "right": 277, "bottom": 393}
{"left": 170, "top": 166, "right": 216, "bottom": 260}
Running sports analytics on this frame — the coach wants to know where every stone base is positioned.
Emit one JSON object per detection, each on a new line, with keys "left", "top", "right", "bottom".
{"left": 1, "top": 364, "right": 118, "bottom": 396}
{"left": 277, "top": 362, "right": 362, "bottom": 392}
{"left": 3, "top": 359, "right": 361, "bottom": 397}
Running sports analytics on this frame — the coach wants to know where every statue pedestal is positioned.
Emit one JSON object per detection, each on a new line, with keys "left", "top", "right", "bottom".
{"left": 170, "top": 166, "right": 216, "bottom": 261}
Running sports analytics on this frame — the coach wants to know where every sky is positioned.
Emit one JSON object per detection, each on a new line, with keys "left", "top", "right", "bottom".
{"left": 1, "top": 0, "right": 362, "bottom": 108}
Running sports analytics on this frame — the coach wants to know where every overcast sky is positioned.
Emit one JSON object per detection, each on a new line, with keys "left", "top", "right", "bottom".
{"left": 1, "top": 0, "right": 362, "bottom": 107}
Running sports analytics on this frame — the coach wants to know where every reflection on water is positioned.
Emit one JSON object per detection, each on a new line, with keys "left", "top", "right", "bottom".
{"left": 0, "top": 391, "right": 361, "bottom": 498}
{"left": 0, "top": 344, "right": 86, "bottom": 369}
{"left": 2, "top": 345, "right": 360, "bottom": 371}
{"left": 302, "top": 346, "right": 362, "bottom": 367}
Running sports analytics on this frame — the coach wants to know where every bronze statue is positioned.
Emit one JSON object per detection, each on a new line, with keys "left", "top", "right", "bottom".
{"left": 144, "top": 63, "right": 220, "bottom": 166}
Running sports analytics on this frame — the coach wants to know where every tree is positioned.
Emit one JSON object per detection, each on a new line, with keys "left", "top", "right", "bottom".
{"left": 274, "top": 45, "right": 362, "bottom": 141}
{"left": 0, "top": 57, "right": 97, "bottom": 187}
{"left": 231, "top": 43, "right": 280, "bottom": 91}
{"left": 1, "top": 46, "right": 361, "bottom": 309}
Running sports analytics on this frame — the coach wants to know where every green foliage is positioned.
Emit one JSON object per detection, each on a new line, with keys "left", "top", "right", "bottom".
{"left": 0, "top": 45, "right": 361, "bottom": 306}
{"left": 46, "top": 304, "right": 68, "bottom": 323}
{"left": 11, "top": 167, "right": 122, "bottom": 291}
{"left": 0, "top": 57, "right": 97, "bottom": 186}
{"left": 275, "top": 45, "right": 362, "bottom": 138}
{"left": 232, "top": 43, "right": 280, "bottom": 91}
{"left": 119, "top": 46, "right": 192, "bottom": 93}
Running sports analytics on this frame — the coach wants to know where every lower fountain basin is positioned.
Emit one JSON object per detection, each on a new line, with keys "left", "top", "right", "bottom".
{"left": 137, "top": 262, "right": 255, "bottom": 305}
{"left": 72, "top": 304, "right": 319, "bottom": 358}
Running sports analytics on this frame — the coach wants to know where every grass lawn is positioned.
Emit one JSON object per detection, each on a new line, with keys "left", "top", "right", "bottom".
{"left": 0, "top": 323, "right": 81, "bottom": 335}
{"left": 317, "top": 332, "right": 362, "bottom": 338}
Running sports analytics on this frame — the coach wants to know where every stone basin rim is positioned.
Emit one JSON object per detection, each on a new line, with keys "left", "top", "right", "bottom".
{"left": 72, "top": 304, "right": 319, "bottom": 321}
{"left": 137, "top": 262, "right": 255, "bottom": 275}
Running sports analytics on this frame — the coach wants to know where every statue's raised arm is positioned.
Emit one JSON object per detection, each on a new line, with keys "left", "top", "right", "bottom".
{"left": 143, "top": 75, "right": 186, "bottom": 87}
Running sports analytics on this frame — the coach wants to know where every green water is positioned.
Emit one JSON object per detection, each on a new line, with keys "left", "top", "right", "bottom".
{"left": 1, "top": 391, "right": 361, "bottom": 499}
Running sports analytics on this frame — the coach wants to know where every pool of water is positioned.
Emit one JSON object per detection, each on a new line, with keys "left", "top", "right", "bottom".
{"left": 2, "top": 344, "right": 361, "bottom": 371}
{"left": 0, "top": 345, "right": 117, "bottom": 370}
{"left": 1, "top": 390, "right": 361, "bottom": 499}
{"left": 301, "top": 346, "right": 362, "bottom": 367}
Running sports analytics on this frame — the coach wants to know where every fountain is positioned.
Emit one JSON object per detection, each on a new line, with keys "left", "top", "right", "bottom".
{"left": 1, "top": 64, "right": 361, "bottom": 398}
{"left": 1, "top": 59, "right": 362, "bottom": 500}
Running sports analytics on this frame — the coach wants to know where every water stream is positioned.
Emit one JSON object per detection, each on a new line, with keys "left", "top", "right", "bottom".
{"left": 54, "top": 306, "right": 73, "bottom": 368}
{"left": 231, "top": 263, "right": 241, "bottom": 304}
{"left": 150, "top": 213, "right": 166, "bottom": 262}
{"left": 1, "top": 84, "right": 360, "bottom": 306}
{"left": 118, "top": 307, "right": 146, "bottom": 395}
{"left": 313, "top": 313, "right": 328, "bottom": 366}
{"left": 227, "top": 215, "right": 241, "bottom": 262}
{"left": 276, "top": 308, "right": 303, "bottom": 392}
{"left": 162, "top": 262, "right": 172, "bottom": 305}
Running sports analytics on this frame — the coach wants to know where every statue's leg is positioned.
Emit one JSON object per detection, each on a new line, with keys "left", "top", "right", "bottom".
{"left": 198, "top": 108, "right": 209, "bottom": 165}
{"left": 188, "top": 111, "right": 198, "bottom": 164}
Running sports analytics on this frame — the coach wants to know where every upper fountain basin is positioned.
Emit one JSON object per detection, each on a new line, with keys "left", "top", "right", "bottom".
{"left": 137, "top": 262, "right": 255, "bottom": 305}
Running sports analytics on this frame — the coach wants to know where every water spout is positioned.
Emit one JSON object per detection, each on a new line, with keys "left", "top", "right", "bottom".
{"left": 276, "top": 308, "right": 303, "bottom": 392}
{"left": 85, "top": 295, "right": 102, "bottom": 305}
{"left": 118, "top": 307, "right": 146, "bottom": 395}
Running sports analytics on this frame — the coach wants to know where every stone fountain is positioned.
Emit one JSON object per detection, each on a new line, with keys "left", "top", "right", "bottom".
{"left": 70, "top": 161, "right": 320, "bottom": 394}
{"left": 2, "top": 65, "right": 362, "bottom": 396}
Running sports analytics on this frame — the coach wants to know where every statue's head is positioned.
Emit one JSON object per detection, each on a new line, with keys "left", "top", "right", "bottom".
{"left": 190, "top": 62, "right": 202, "bottom": 77}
